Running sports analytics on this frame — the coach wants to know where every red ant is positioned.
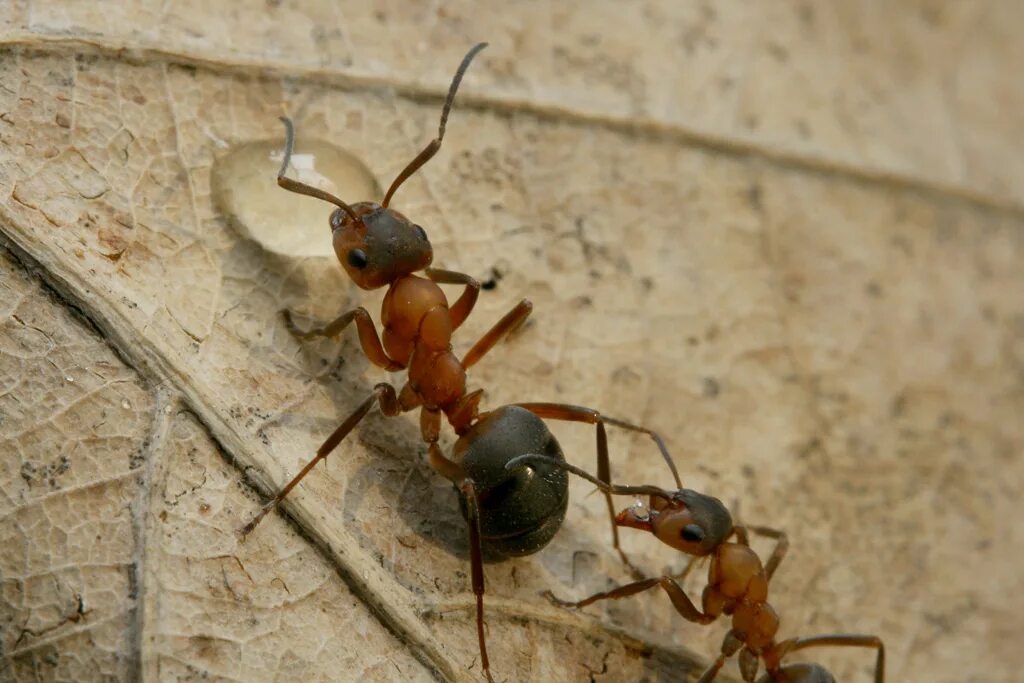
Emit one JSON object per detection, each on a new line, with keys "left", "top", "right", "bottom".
{"left": 506, "top": 457, "right": 885, "bottom": 683}
{"left": 239, "top": 43, "right": 681, "bottom": 681}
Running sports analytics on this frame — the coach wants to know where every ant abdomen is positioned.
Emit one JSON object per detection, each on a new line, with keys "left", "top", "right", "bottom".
{"left": 453, "top": 406, "right": 569, "bottom": 557}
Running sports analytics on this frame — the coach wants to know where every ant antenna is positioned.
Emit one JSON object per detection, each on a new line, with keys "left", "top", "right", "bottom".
{"left": 276, "top": 117, "right": 359, "bottom": 222}
{"left": 506, "top": 455, "right": 677, "bottom": 502}
{"left": 382, "top": 42, "right": 488, "bottom": 208}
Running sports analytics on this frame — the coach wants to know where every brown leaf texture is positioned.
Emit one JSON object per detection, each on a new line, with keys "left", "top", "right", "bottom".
{"left": 1, "top": 5, "right": 1024, "bottom": 683}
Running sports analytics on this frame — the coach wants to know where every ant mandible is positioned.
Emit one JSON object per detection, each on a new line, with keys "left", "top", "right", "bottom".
{"left": 239, "top": 43, "right": 681, "bottom": 682}
{"left": 506, "top": 457, "right": 885, "bottom": 683}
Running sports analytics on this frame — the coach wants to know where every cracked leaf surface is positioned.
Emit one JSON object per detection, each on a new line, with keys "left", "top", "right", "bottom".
{"left": 142, "top": 409, "right": 434, "bottom": 683}
{"left": 5, "top": 1, "right": 1024, "bottom": 205}
{"left": 0, "top": 249, "right": 150, "bottom": 681}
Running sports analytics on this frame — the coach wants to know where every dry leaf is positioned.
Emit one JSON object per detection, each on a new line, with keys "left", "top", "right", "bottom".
{"left": 2, "top": 4, "right": 1023, "bottom": 683}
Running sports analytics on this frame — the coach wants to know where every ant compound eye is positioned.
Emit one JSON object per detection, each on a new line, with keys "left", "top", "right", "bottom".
{"left": 347, "top": 248, "right": 368, "bottom": 269}
{"left": 330, "top": 209, "right": 345, "bottom": 229}
{"left": 412, "top": 224, "right": 428, "bottom": 241}
{"left": 681, "top": 524, "right": 705, "bottom": 543}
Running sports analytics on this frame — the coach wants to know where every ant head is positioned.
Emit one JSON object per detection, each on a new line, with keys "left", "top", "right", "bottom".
{"left": 330, "top": 202, "right": 433, "bottom": 290}
{"left": 275, "top": 44, "right": 486, "bottom": 289}
{"left": 616, "top": 489, "right": 733, "bottom": 556}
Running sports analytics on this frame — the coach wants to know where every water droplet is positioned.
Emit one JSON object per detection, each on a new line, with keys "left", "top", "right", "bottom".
{"left": 212, "top": 136, "right": 381, "bottom": 258}
{"left": 65, "top": 375, "right": 75, "bottom": 383}
{"left": 630, "top": 498, "right": 650, "bottom": 521}
{"left": 121, "top": 399, "right": 131, "bottom": 410}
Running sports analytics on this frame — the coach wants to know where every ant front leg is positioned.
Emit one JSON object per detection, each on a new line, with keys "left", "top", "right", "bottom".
{"left": 513, "top": 403, "right": 680, "bottom": 578}
{"left": 239, "top": 382, "right": 411, "bottom": 536}
{"left": 425, "top": 267, "right": 480, "bottom": 330}
{"left": 545, "top": 574, "right": 715, "bottom": 626}
{"left": 282, "top": 307, "right": 403, "bottom": 372}
{"left": 745, "top": 525, "right": 789, "bottom": 582}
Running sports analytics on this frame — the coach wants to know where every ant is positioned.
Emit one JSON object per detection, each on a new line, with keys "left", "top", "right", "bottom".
{"left": 239, "top": 43, "right": 680, "bottom": 681}
{"left": 506, "top": 456, "right": 885, "bottom": 683}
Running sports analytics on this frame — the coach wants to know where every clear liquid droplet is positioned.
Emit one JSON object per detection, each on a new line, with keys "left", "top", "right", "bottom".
{"left": 212, "top": 136, "right": 380, "bottom": 258}
{"left": 630, "top": 498, "right": 650, "bottom": 521}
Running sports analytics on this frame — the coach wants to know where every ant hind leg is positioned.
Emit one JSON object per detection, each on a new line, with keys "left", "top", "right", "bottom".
{"left": 698, "top": 630, "right": 745, "bottom": 683}
{"left": 773, "top": 634, "right": 885, "bottom": 683}
{"left": 458, "top": 478, "right": 494, "bottom": 683}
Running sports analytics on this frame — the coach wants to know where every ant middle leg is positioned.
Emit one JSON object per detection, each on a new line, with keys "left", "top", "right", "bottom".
{"left": 512, "top": 403, "right": 679, "bottom": 577}
{"left": 282, "top": 307, "right": 403, "bottom": 371}
{"left": 239, "top": 382, "right": 414, "bottom": 535}
{"left": 545, "top": 574, "right": 716, "bottom": 625}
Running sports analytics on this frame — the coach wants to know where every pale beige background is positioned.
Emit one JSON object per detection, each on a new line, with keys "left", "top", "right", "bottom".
{"left": 1, "top": 2, "right": 1022, "bottom": 682}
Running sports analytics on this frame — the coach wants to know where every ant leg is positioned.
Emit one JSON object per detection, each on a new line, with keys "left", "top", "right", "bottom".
{"left": 544, "top": 577, "right": 660, "bottom": 609}
{"left": 545, "top": 575, "right": 715, "bottom": 625}
{"left": 513, "top": 403, "right": 679, "bottom": 577}
{"left": 657, "top": 576, "right": 716, "bottom": 625}
{"left": 398, "top": 382, "right": 423, "bottom": 412}
{"left": 745, "top": 525, "right": 789, "bottom": 581}
{"left": 516, "top": 403, "right": 636, "bottom": 575}
{"left": 282, "top": 307, "right": 403, "bottom": 371}
{"left": 514, "top": 404, "right": 680, "bottom": 486}
{"left": 422, "top": 434, "right": 491, "bottom": 680}
{"left": 738, "top": 647, "right": 760, "bottom": 682}
{"left": 601, "top": 415, "right": 682, "bottom": 489}
{"left": 239, "top": 383, "right": 405, "bottom": 536}
{"left": 420, "top": 408, "right": 469, "bottom": 482}
{"left": 459, "top": 479, "right": 495, "bottom": 683}
{"left": 427, "top": 443, "right": 465, "bottom": 482}
{"left": 774, "top": 634, "right": 885, "bottom": 683}
{"left": 697, "top": 630, "right": 745, "bottom": 683}
{"left": 462, "top": 299, "right": 533, "bottom": 369}
{"left": 425, "top": 268, "right": 480, "bottom": 330}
